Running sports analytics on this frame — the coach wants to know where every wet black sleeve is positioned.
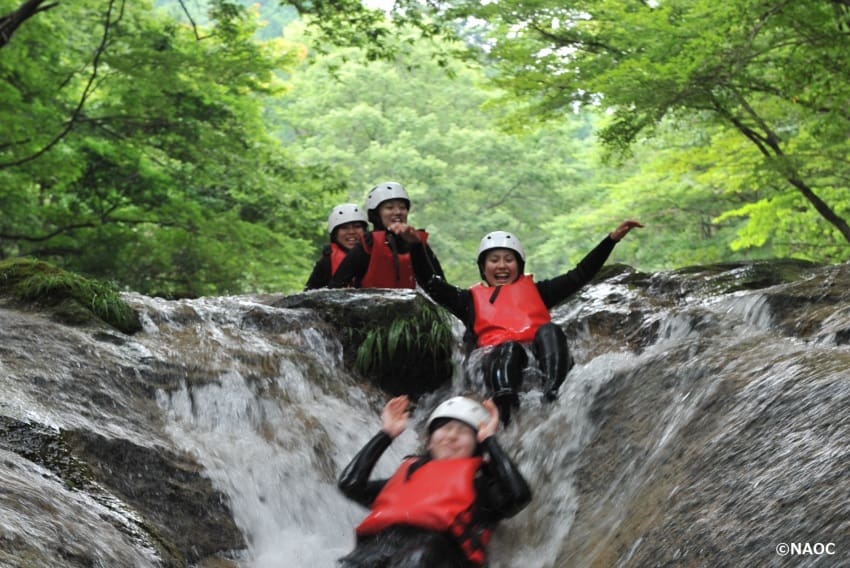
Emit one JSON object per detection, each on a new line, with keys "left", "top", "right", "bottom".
{"left": 419, "top": 243, "right": 446, "bottom": 283}
{"left": 337, "top": 431, "right": 393, "bottom": 508}
{"left": 410, "top": 243, "right": 475, "bottom": 328}
{"left": 536, "top": 236, "right": 617, "bottom": 308}
{"left": 329, "top": 241, "right": 371, "bottom": 289}
{"left": 476, "top": 437, "right": 532, "bottom": 520}
{"left": 304, "top": 248, "right": 332, "bottom": 291}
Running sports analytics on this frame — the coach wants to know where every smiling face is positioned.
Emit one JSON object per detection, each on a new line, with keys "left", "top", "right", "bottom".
{"left": 377, "top": 199, "right": 409, "bottom": 228}
{"left": 333, "top": 221, "right": 365, "bottom": 251}
{"left": 483, "top": 248, "right": 520, "bottom": 286}
{"left": 427, "top": 419, "right": 478, "bottom": 460}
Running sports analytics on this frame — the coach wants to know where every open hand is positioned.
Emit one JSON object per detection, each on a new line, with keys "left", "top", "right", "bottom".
{"left": 381, "top": 395, "right": 410, "bottom": 438}
{"left": 478, "top": 399, "right": 500, "bottom": 442}
{"left": 610, "top": 220, "right": 644, "bottom": 241}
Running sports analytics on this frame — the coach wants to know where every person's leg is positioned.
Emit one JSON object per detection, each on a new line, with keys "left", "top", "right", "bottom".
{"left": 386, "top": 530, "right": 469, "bottom": 568}
{"left": 483, "top": 341, "right": 527, "bottom": 425}
{"left": 532, "top": 323, "right": 574, "bottom": 401}
{"left": 338, "top": 533, "right": 394, "bottom": 567}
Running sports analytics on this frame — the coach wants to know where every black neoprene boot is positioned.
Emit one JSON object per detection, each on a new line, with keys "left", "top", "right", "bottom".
{"left": 485, "top": 342, "right": 526, "bottom": 425}
{"left": 533, "top": 323, "right": 574, "bottom": 402}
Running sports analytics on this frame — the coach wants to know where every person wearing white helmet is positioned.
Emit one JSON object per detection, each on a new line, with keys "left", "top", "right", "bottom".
{"left": 338, "top": 395, "right": 531, "bottom": 567}
{"left": 328, "top": 181, "right": 445, "bottom": 289}
{"left": 304, "top": 203, "right": 369, "bottom": 290}
{"left": 410, "top": 220, "right": 644, "bottom": 424}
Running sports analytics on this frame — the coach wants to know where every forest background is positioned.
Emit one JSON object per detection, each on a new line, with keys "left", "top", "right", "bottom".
{"left": 2, "top": 0, "right": 849, "bottom": 298}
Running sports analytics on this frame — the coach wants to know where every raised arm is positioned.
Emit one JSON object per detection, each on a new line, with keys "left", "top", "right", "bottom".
{"left": 476, "top": 399, "right": 532, "bottom": 520}
{"left": 337, "top": 396, "right": 409, "bottom": 507}
{"left": 409, "top": 242, "right": 471, "bottom": 322}
{"left": 538, "top": 220, "right": 644, "bottom": 307}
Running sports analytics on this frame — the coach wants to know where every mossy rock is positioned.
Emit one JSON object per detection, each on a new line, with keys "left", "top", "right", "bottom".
{"left": 276, "top": 289, "right": 455, "bottom": 398}
{"left": 0, "top": 258, "right": 141, "bottom": 334}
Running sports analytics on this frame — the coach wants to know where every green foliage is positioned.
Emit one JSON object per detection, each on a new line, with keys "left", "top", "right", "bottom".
{"left": 0, "top": 0, "right": 343, "bottom": 296}
{"left": 5, "top": 0, "right": 849, "bottom": 301}
{"left": 451, "top": 0, "right": 850, "bottom": 256}
{"left": 276, "top": 29, "right": 631, "bottom": 282}
{"left": 353, "top": 301, "right": 453, "bottom": 376}
{"left": 274, "top": 0, "right": 850, "bottom": 275}
{"left": 0, "top": 258, "right": 141, "bottom": 333}
{"left": 313, "top": 0, "right": 850, "bottom": 264}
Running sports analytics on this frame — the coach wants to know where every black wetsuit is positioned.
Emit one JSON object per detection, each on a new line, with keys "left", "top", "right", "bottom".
{"left": 410, "top": 236, "right": 618, "bottom": 421}
{"left": 304, "top": 245, "right": 334, "bottom": 290}
{"left": 338, "top": 431, "right": 531, "bottom": 567}
{"left": 329, "top": 232, "right": 445, "bottom": 289}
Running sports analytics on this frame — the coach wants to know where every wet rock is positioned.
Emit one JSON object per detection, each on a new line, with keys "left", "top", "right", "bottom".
{"left": 551, "top": 261, "right": 850, "bottom": 567}
{"left": 273, "top": 288, "right": 454, "bottom": 398}
{"left": 0, "top": 417, "right": 244, "bottom": 567}
{"left": 65, "top": 430, "right": 245, "bottom": 566}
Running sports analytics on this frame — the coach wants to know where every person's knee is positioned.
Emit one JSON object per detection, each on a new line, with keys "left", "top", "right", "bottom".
{"left": 534, "top": 322, "right": 567, "bottom": 346}
{"left": 485, "top": 342, "right": 526, "bottom": 393}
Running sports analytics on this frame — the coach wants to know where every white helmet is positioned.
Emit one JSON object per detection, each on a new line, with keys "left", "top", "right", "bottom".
{"left": 427, "top": 396, "right": 489, "bottom": 434}
{"left": 477, "top": 231, "right": 525, "bottom": 261}
{"left": 365, "top": 181, "right": 411, "bottom": 213}
{"left": 327, "top": 203, "right": 367, "bottom": 234}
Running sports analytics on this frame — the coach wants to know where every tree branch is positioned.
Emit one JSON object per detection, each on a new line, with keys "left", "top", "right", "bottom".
{"left": 0, "top": 216, "right": 181, "bottom": 243}
{"left": 712, "top": 94, "right": 850, "bottom": 243}
{"left": 0, "top": 0, "right": 58, "bottom": 49}
{"left": 177, "top": 0, "right": 203, "bottom": 41}
{"left": 0, "top": 0, "right": 122, "bottom": 169}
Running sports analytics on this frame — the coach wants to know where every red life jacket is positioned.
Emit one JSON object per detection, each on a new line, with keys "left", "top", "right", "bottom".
{"left": 356, "top": 457, "right": 490, "bottom": 566}
{"left": 360, "top": 230, "right": 428, "bottom": 289}
{"left": 329, "top": 243, "right": 348, "bottom": 276}
{"left": 470, "top": 275, "right": 551, "bottom": 347}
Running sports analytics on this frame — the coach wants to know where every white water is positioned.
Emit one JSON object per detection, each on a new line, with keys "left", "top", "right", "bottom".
{"left": 125, "top": 292, "right": 634, "bottom": 568}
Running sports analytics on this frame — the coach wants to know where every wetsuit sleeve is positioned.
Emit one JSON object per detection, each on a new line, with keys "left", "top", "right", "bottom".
{"left": 304, "top": 248, "right": 332, "bottom": 291}
{"left": 421, "top": 243, "right": 446, "bottom": 282}
{"left": 337, "top": 431, "right": 393, "bottom": 508}
{"left": 410, "top": 243, "right": 475, "bottom": 325}
{"left": 329, "top": 242, "right": 370, "bottom": 289}
{"left": 536, "top": 236, "right": 617, "bottom": 308}
{"left": 476, "top": 437, "right": 532, "bottom": 520}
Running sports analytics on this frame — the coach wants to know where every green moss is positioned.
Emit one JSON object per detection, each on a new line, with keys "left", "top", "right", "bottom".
{"left": 0, "top": 258, "right": 141, "bottom": 334}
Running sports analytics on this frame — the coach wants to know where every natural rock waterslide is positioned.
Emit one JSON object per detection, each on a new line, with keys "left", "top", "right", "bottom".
{"left": 1, "top": 260, "right": 848, "bottom": 567}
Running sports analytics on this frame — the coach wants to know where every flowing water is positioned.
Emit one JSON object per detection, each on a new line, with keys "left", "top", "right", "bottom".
{"left": 1, "top": 262, "right": 849, "bottom": 567}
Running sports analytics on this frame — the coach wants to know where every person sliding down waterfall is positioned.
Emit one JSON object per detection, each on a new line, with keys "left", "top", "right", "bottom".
{"left": 411, "top": 221, "right": 643, "bottom": 425}
{"left": 338, "top": 395, "right": 531, "bottom": 568}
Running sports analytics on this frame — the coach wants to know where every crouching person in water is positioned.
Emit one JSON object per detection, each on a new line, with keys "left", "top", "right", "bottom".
{"left": 337, "top": 395, "right": 531, "bottom": 567}
{"left": 411, "top": 221, "right": 643, "bottom": 424}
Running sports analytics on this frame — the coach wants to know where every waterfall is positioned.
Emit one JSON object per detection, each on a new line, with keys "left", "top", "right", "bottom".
{"left": 134, "top": 292, "right": 629, "bottom": 568}
{"left": 2, "top": 260, "right": 848, "bottom": 567}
